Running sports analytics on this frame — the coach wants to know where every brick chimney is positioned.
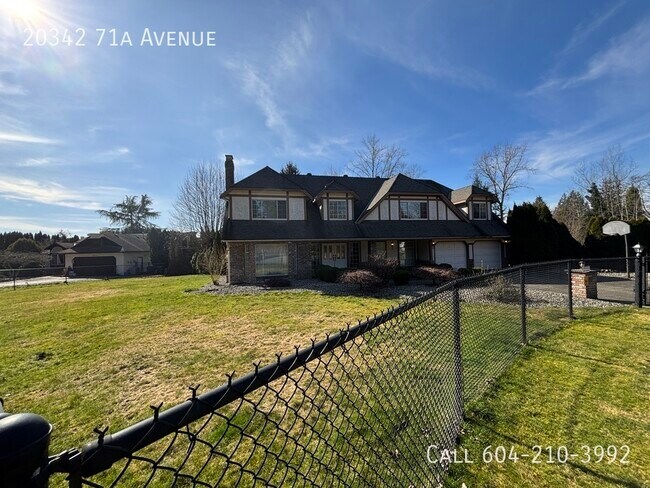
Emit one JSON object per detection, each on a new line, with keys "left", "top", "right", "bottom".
{"left": 225, "top": 154, "right": 234, "bottom": 189}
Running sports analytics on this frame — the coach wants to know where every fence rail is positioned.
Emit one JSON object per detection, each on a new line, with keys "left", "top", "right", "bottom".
{"left": 0, "top": 264, "right": 163, "bottom": 290}
{"left": 0, "top": 257, "right": 646, "bottom": 487}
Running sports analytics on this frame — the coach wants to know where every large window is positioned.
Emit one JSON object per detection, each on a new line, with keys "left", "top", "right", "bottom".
{"left": 399, "top": 201, "right": 428, "bottom": 219}
{"left": 255, "top": 243, "right": 288, "bottom": 277}
{"left": 328, "top": 199, "right": 347, "bottom": 220}
{"left": 472, "top": 201, "right": 488, "bottom": 220}
{"left": 252, "top": 199, "right": 287, "bottom": 219}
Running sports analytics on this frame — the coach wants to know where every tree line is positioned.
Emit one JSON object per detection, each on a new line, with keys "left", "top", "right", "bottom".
{"left": 5, "top": 136, "right": 646, "bottom": 272}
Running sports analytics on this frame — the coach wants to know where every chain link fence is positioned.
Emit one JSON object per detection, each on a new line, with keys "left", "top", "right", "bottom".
{"left": 0, "top": 258, "right": 643, "bottom": 487}
{"left": 0, "top": 264, "right": 163, "bottom": 289}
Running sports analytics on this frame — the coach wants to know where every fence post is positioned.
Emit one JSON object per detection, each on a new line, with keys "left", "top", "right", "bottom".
{"left": 567, "top": 261, "right": 574, "bottom": 319}
{"left": 451, "top": 285, "right": 464, "bottom": 425}
{"left": 634, "top": 255, "right": 643, "bottom": 308}
{"left": 520, "top": 267, "right": 527, "bottom": 344}
{"left": 0, "top": 401, "right": 52, "bottom": 487}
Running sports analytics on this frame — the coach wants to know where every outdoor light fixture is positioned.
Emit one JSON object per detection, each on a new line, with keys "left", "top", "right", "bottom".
{"left": 633, "top": 243, "right": 644, "bottom": 256}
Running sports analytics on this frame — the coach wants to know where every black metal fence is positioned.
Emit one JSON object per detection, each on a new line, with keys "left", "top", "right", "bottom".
{"left": 0, "top": 258, "right": 645, "bottom": 487}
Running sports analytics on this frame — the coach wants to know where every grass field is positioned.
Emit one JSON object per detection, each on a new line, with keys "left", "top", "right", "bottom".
{"left": 2, "top": 276, "right": 647, "bottom": 487}
{"left": 447, "top": 308, "right": 650, "bottom": 487}
{"left": 0, "top": 275, "right": 399, "bottom": 454}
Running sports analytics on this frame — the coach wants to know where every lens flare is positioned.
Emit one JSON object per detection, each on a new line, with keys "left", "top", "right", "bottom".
{"left": 1, "top": 0, "right": 42, "bottom": 23}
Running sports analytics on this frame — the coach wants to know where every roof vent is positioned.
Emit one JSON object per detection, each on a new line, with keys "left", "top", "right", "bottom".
{"left": 307, "top": 173, "right": 312, "bottom": 176}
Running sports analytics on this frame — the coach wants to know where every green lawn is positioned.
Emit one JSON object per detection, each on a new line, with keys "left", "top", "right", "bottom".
{"left": 447, "top": 308, "right": 650, "bottom": 487}
{"left": 0, "top": 275, "right": 398, "bottom": 454}
{"left": 2, "top": 277, "right": 646, "bottom": 487}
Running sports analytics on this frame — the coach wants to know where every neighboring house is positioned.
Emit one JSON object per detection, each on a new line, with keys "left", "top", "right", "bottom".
{"left": 41, "top": 241, "right": 76, "bottom": 267}
{"left": 220, "top": 155, "right": 510, "bottom": 283}
{"left": 61, "top": 232, "right": 151, "bottom": 276}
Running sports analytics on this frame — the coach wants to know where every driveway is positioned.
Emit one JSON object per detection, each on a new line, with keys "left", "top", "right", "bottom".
{"left": 527, "top": 274, "right": 636, "bottom": 304}
{"left": 0, "top": 276, "right": 97, "bottom": 288}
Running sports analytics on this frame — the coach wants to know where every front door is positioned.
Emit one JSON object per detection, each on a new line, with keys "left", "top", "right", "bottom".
{"left": 322, "top": 243, "right": 347, "bottom": 268}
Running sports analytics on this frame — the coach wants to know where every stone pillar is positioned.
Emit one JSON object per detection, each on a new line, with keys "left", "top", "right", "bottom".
{"left": 571, "top": 269, "right": 598, "bottom": 299}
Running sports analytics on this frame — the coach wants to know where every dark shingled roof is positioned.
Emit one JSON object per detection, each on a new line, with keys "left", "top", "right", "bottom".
{"left": 450, "top": 185, "right": 496, "bottom": 204}
{"left": 222, "top": 168, "right": 509, "bottom": 241}
{"left": 227, "top": 166, "right": 305, "bottom": 193}
{"left": 223, "top": 219, "right": 509, "bottom": 241}
{"left": 62, "top": 232, "right": 150, "bottom": 254}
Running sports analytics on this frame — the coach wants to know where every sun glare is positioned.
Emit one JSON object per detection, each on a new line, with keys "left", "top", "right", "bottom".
{"left": 1, "top": 0, "right": 43, "bottom": 23}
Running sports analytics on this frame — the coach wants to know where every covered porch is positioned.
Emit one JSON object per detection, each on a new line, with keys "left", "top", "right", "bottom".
{"left": 317, "top": 239, "right": 504, "bottom": 270}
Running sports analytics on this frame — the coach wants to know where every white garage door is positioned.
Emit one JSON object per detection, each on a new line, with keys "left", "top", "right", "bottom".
{"left": 435, "top": 242, "right": 466, "bottom": 269}
{"left": 474, "top": 241, "right": 502, "bottom": 269}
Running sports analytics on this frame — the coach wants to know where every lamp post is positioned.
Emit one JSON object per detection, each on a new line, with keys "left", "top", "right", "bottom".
{"left": 633, "top": 243, "right": 644, "bottom": 307}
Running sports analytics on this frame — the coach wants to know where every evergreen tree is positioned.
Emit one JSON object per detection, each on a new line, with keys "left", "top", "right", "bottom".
{"left": 280, "top": 161, "right": 300, "bottom": 175}
{"left": 97, "top": 194, "right": 160, "bottom": 233}
{"left": 586, "top": 183, "right": 605, "bottom": 218}
{"left": 553, "top": 191, "right": 590, "bottom": 244}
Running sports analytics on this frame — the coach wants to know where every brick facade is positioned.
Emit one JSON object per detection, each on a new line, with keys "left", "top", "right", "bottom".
{"left": 227, "top": 241, "right": 314, "bottom": 283}
{"left": 571, "top": 269, "right": 598, "bottom": 299}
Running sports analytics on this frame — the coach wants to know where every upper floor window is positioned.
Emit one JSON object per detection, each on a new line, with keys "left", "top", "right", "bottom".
{"left": 252, "top": 199, "right": 287, "bottom": 219}
{"left": 399, "top": 201, "right": 428, "bottom": 219}
{"left": 328, "top": 199, "right": 348, "bottom": 220}
{"left": 472, "top": 201, "right": 488, "bottom": 220}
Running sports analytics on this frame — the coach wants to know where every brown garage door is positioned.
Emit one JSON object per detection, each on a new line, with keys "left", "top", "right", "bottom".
{"left": 72, "top": 256, "right": 117, "bottom": 276}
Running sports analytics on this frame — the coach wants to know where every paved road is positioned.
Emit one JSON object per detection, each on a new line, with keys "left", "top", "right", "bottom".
{"left": 528, "top": 275, "right": 636, "bottom": 304}
{"left": 0, "top": 276, "right": 97, "bottom": 288}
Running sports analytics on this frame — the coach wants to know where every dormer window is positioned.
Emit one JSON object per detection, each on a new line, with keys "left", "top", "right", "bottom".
{"left": 252, "top": 198, "right": 287, "bottom": 219}
{"left": 399, "top": 201, "right": 428, "bottom": 219}
{"left": 472, "top": 201, "right": 488, "bottom": 220}
{"left": 328, "top": 199, "right": 348, "bottom": 220}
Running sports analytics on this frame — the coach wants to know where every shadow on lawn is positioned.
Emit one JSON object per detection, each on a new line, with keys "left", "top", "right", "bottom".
{"left": 450, "top": 419, "right": 644, "bottom": 488}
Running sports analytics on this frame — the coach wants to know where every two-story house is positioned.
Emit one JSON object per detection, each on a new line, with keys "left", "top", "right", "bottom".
{"left": 221, "top": 155, "right": 510, "bottom": 283}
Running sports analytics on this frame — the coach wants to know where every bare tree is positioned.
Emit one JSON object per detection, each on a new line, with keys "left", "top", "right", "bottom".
{"left": 472, "top": 143, "right": 535, "bottom": 219}
{"left": 348, "top": 134, "right": 421, "bottom": 178}
{"left": 573, "top": 146, "right": 650, "bottom": 221}
{"left": 171, "top": 160, "right": 226, "bottom": 246}
{"left": 323, "top": 163, "right": 343, "bottom": 176}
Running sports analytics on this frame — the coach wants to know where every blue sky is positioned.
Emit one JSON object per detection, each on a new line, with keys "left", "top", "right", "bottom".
{"left": 1, "top": 0, "right": 650, "bottom": 234}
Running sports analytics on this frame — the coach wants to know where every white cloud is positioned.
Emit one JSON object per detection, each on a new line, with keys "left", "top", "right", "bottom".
{"left": 353, "top": 38, "right": 491, "bottom": 89}
{"left": 0, "top": 214, "right": 104, "bottom": 235}
{"left": 0, "top": 79, "right": 26, "bottom": 95}
{"left": 274, "top": 15, "right": 313, "bottom": 75}
{"left": 529, "top": 17, "right": 650, "bottom": 94}
{"left": 524, "top": 120, "right": 650, "bottom": 181}
{"left": 0, "top": 175, "right": 126, "bottom": 210}
{"left": 226, "top": 60, "right": 295, "bottom": 145}
{"left": 556, "top": 1, "right": 626, "bottom": 61}
{"left": 18, "top": 157, "right": 54, "bottom": 167}
{"left": 0, "top": 131, "right": 60, "bottom": 145}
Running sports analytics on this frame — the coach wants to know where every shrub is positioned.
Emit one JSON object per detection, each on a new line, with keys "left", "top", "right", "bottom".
{"left": 436, "top": 263, "right": 453, "bottom": 270}
{"left": 366, "top": 255, "right": 399, "bottom": 283}
{"left": 264, "top": 277, "right": 291, "bottom": 288}
{"left": 484, "top": 275, "right": 520, "bottom": 303}
{"left": 317, "top": 265, "right": 339, "bottom": 283}
{"left": 7, "top": 238, "right": 41, "bottom": 253}
{"left": 411, "top": 265, "right": 458, "bottom": 285}
{"left": 393, "top": 269, "right": 411, "bottom": 286}
{"left": 457, "top": 267, "right": 472, "bottom": 277}
{"left": 0, "top": 252, "right": 48, "bottom": 269}
{"left": 192, "top": 245, "right": 227, "bottom": 284}
{"left": 338, "top": 269, "right": 383, "bottom": 290}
